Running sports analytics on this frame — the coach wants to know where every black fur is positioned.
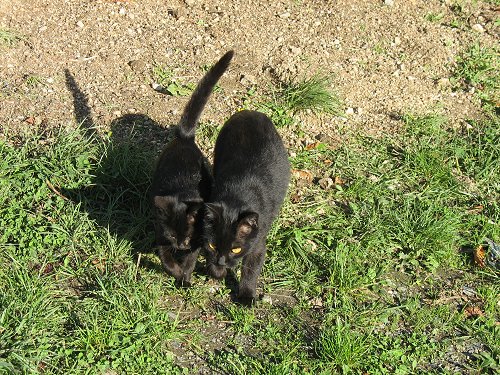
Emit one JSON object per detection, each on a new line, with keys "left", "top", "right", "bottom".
{"left": 150, "top": 50, "right": 233, "bottom": 285}
{"left": 203, "top": 110, "right": 290, "bottom": 305}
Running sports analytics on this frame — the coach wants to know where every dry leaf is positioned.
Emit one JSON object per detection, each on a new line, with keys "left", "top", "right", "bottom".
{"left": 290, "top": 193, "right": 301, "bottom": 203}
{"left": 464, "top": 306, "right": 484, "bottom": 318}
{"left": 24, "top": 116, "right": 35, "bottom": 124}
{"left": 474, "top": 245, "right": 486, "bottom": 268}
{"left": 324, "top": 159, "right": 333, "bottom": 165}
{"left": 334, "top": 176, "right": 346, "bottom": 185}
{"left": 467, "top": 205, "right": 484, "bottom": 214}
{"left": 305, "top": 142, "right": 321, "bottom": 150}
{"left": 291, "top": 169, "right": 314, "bottom": 183}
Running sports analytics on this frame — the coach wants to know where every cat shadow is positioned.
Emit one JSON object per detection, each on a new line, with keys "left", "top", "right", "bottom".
{"left": 63, "top": 69, "right": 175, "bottom": 274}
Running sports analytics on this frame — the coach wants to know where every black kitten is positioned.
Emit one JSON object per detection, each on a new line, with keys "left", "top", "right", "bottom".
{"left": 203, "top": 110, "right": 290, "bottom": 305}
{"left": 150, "top": 50, "right": 234, "bottom": 285}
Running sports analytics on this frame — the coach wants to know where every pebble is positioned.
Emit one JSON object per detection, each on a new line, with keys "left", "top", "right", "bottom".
{"left": 346, "top": 107, "right": 354, "bottom": 115}
{"left": 76, "top": 21, "right": 84, "bottom": 28}
{"left": 471, "top": 24, "right": 485, "bottom": 33}
{"left": 384, "top": 0, "right": 394, "bottom": 6}
{"left": 119, "top": 7, "right": 126, "bottom": 16}
{"left": 151, "top": 82, "right": 162, "bottom": 91}
{"left": 261, "top": 295, "right": 273, "bottom": 305}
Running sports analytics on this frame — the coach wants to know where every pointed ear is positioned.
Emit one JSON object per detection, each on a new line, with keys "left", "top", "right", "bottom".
{"left": 205, "top": 203, "right": 222, "bottom": 220}
{"left": 185, "top": 200, "right": 203, "bottom": 225}
{"left": 237, "top": 212, "right": 259, "bottom": 238}
{"left": 153, "top": 195, "right": 177, "bottom": 210}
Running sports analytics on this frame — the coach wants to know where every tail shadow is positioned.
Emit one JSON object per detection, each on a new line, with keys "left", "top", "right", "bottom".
{"left": 63, "top": 69, "right": 175, "bottom": 271}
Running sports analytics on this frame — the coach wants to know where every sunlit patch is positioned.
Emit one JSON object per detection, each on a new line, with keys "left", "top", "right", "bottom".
{"left": 231, "top": 247, "right": 242, "bottom": 254}
{"left": 208, "top": 243, "right": 216, "bottom": 251}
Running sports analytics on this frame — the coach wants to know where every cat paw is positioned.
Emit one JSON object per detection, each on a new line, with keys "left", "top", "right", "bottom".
{"left": 237, "top": 290, "right": 256, "bottom": 307}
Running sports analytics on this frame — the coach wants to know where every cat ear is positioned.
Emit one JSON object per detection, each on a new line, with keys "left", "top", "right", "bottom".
{"left": 205, "top": 203, "right": 222, "bottom": 220}
{"left": 153, "top": 195, "right": 177, "bottom": 210}
{"left": 237, "top": 212, "right": 259, "bottom": 238}
{"left": 185, "top": 200, "right": 203, "bottom": 225}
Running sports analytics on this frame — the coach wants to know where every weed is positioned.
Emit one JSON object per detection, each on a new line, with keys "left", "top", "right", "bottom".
{"left": 152, "top": 65, "right": 194, "bottom": 96}
{"left": 280, "top": 74, "right": 343, "bottom": 115}
{"left": 453, "top": 43, "right": 499, "bottom": 108}
{"left": 0, "top": 29, "right": 25, "bottom": 47}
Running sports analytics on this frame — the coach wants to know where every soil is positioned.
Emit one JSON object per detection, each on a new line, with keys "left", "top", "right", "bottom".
{"left": 1, "top": 0, "right": 498, "bottom": 142}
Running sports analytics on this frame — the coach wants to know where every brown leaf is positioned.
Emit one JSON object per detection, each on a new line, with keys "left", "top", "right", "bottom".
{"left": 324, "top": 159, "right": 333, "bottom": 165}
{"left": 334, "top": 176, "right": 346, "bottom": 185}
{"left": 464, "top": 305, "right": 484, "bottom": 318}
{"left": 473, "top": 245, "right": 486, "bottom": 268}
{"left": 467, "top": 205, "right": 484, "bottom": 214}
{"left": 305, "top": 142, "right": 321, "bottom": 150}
{"left": 291, "top": 169, "right": 314, "bottom": 183}
{"left": 24, "top": 116, "right": 35, "bottom": 124}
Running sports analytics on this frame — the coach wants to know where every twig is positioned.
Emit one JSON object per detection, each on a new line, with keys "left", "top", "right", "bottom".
{"left": 135, "top": 252, "right": 142, "bottom": 280}
{"left": 46, "top": 180, "right": 69, "bottom": 201}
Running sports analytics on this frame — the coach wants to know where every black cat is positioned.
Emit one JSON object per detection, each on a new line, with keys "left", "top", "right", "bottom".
{"left": 203, "top": 110, "right": 290, "bottom": 305}
{"left": 150, "top": 50, "right": 234, "bottom": 286}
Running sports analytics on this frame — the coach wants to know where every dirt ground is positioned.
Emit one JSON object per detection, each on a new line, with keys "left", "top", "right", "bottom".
{"left": 1, "top": 0, "right": 498, "bottom": 143}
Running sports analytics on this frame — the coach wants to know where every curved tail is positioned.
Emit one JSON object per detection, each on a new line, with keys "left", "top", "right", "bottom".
{"left": 176, "top": 50, "right": 234, "bottom": 139}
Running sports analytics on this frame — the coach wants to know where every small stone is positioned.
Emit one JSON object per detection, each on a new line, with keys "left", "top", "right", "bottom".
{"left": 239, "top": 74, "right": 256, "bottom": 86}
{"left": 290, "top": 46, "right": 301, "bottom": 55}
{"left": 261, "top": 295, "right": 273, "bottom": 305}
{"left": 346, "top": 107, "right": 355, "bottom": 115}
{"left": 119, "top": 7, "right": 126, "bottom": 15}
{"left": 437, "top": 77, "right": 450, "bottom": 87}
{"left": 151, "top": 82, "right": 162, "bottom": 91}
{"left": 279, "top": 12, "right": 290, "bottom": 18}
{"left": 384, "top": 0, "right": 394, "bottom": 6}
{"left": 128, "top": 59, "right": 146, "bottom": 72}
{"left": 46, "top": 77, "right": 54, "bottom": 84}
{"left": 393, "top": 36, "right": 401, "bottom": 45}
{"left": 113, "top": 110, "right": 122, "bottom": 117}
{"left": 76, "top": 20, "right": 84, "bottom": 28}
{"left": 471, "top": 24, "right": 485, "bottom": 33}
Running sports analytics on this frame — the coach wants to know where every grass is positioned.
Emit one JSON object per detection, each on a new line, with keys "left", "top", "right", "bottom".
{"left": 151, "top": 65, "right": 195, "bottom": 97}
{"left": 453, "top": 43, "right": 499, "bottom": 109}
{"left": 0, "top": 29, "right": 25, "bottom": 47}
{"left": 2, "top": 49, "right": 500, "bottom": 373}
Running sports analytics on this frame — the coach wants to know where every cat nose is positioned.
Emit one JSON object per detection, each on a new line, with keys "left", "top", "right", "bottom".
{"left": 217, "top": 256, "right": 226, "bottom": 266}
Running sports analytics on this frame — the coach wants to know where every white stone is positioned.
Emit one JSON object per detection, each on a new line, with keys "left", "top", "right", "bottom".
{"left": 76, "top": 21, "right": 84, "bottom": 28}
{"left": 471, "top": 24, "right": 485, "bottom": 33}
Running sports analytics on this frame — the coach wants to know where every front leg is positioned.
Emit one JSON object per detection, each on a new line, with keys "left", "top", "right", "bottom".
{"left": 158, "top": 246, "right": 183, "bottom": 281}
{"left": 179, "top": 248, "right": 200, "bottom": 286}
{"left": 238, "top": 240, "right": 267, "bottom": 306}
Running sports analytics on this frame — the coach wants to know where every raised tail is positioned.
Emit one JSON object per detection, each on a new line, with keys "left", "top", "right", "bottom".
{"left": 176, "top": 50, "right": 234, "bottom": 139}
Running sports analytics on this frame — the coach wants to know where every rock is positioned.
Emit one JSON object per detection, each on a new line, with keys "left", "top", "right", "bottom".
{"left": 471, "top": 24, "right": 485, "bottom": 33}
{"left": 76, "top": 21, "right": 84, "bottom": 28}
{"left": 128, "top": 59, "right": 147, "bottom": 73}
{"left": 151, "top": 82, "right": 162, "bottom": 91}
{"left": 384, "top": 0, "right": 394, "bottom": 6}
{"left": 261, "top": 295, "right": 272, "bottom": 305}
{"left": 119, "top": 7, "right": 126, "bottom": 16}
{"left": 346, "top": 107, "right": 354, "bottom": 115}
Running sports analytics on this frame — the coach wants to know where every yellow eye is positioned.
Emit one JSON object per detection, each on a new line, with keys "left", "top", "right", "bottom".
{"left": 231, "top": 247, "right": 242, "bottom": 254}
{"left": 208, "top": 243, "right": 216, "bottom": 251}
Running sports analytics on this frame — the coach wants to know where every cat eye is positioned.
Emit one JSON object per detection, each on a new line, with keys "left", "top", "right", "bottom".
{"left": 208, "top": 243, "right": 216, "bottom": 251}
{"left": 231, "top": 247, "right": 242, "bottom": 254}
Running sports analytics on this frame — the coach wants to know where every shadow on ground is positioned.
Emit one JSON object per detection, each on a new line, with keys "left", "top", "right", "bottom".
{"left": 63, "top": 69, "right": 174, "bottom": 273}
